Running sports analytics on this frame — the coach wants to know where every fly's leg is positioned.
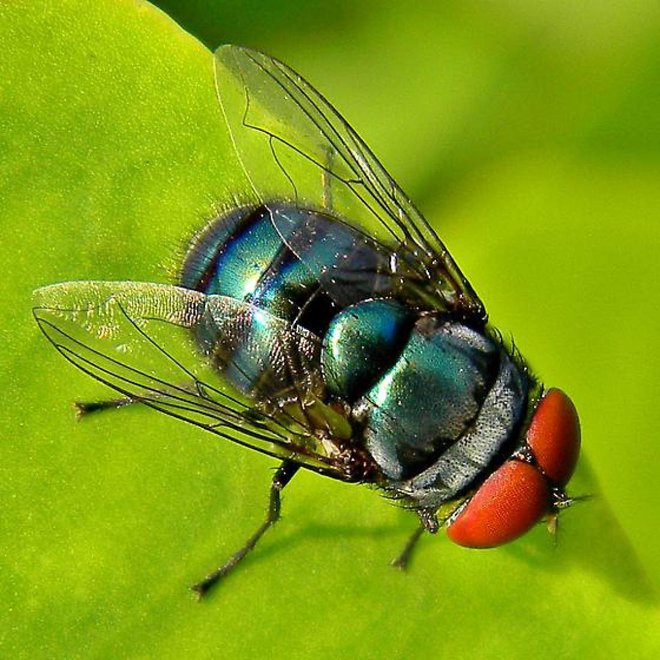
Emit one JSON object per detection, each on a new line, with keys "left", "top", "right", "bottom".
{"left": 391, "top": 525, "right": 424, "bottom": 570}
{"left": 75, "top": 386, "right": 196, "bottom": 418}
{"left": 191, "top": 459, "right": 300, "bottom": 599}
{"left": 74, "top": 396, "right": 137, "bottom": 418}
{"left": 391, "top": 508, "right": 439, "bottom": 570}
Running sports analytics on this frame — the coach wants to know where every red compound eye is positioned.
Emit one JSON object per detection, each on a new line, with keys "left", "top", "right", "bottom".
{"left": 446, "top": 460, "right": 550, "bottom": 548}
{"left": 526, "top": 388, "right": 581, "bottom": 486}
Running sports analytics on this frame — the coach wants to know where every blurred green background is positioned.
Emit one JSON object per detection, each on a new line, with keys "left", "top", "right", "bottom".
{"left": 1, "top": 0, "right": 659, "bottom": 657}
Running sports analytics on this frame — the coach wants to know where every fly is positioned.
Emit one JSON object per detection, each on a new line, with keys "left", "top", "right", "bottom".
{"left": 33, "top": 46, "right": 581, "bottom": 598}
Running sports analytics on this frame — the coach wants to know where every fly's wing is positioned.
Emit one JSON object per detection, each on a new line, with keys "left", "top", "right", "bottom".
{"left": 33, "top": 281, "right": 350, "bottom": 480}
{"left": 214, "top": 45, "right": 484, "bottom": 319}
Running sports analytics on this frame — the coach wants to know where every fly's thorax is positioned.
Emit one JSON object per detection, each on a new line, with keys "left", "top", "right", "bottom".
{"left": 330, "top": 310, "right": 530, "bottom": 505}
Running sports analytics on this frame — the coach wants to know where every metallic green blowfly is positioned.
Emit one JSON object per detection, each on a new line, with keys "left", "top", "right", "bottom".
{"left": 33, "top": 46, "right": 581, "bottom": 597}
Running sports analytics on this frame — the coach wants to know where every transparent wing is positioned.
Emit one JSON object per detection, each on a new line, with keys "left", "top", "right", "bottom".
{"left": 33, "top": 281, "right": 351, "bottom": 480}
{"left": 214, "top": 45, "right": 484, "bottom": 319}
{"left": 264, "top": 203, "right": 439, "bottom": 310}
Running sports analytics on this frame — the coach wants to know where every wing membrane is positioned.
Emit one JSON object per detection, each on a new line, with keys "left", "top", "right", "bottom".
{"left": 267, "top": 204, "right": 444, "bottom": 309}
{"left": 33, "top": 281, "right": 348, "bottom": 479}
{"left": 214, "top": 45, "right": 484, "bottom": 318}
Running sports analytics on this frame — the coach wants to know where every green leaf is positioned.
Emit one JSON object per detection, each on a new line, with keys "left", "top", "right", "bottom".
{"left": 2, "top": 1, "right": 659, "bottom": 658}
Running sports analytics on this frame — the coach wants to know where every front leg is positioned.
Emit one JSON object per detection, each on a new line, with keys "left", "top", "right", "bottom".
{"left": 74, "top": 386, "right": 199, "bottom": 418}
{"left": 391, "top": 508, "right": 439, "bottom": 570}
{"left": 191, "top": 459, "right": 300, "bottom": 599}
{"left": 73, "top": 395, "right": 137, "bottom": 418}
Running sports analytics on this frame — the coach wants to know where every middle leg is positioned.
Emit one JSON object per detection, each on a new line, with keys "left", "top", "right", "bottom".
{"left": 191, "top": 459, "right": 300, "bottom": 598}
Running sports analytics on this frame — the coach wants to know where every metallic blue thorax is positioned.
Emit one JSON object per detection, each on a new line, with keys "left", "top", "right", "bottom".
{"left": 182, "top": 203, "right": 528, "bottom": 499}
